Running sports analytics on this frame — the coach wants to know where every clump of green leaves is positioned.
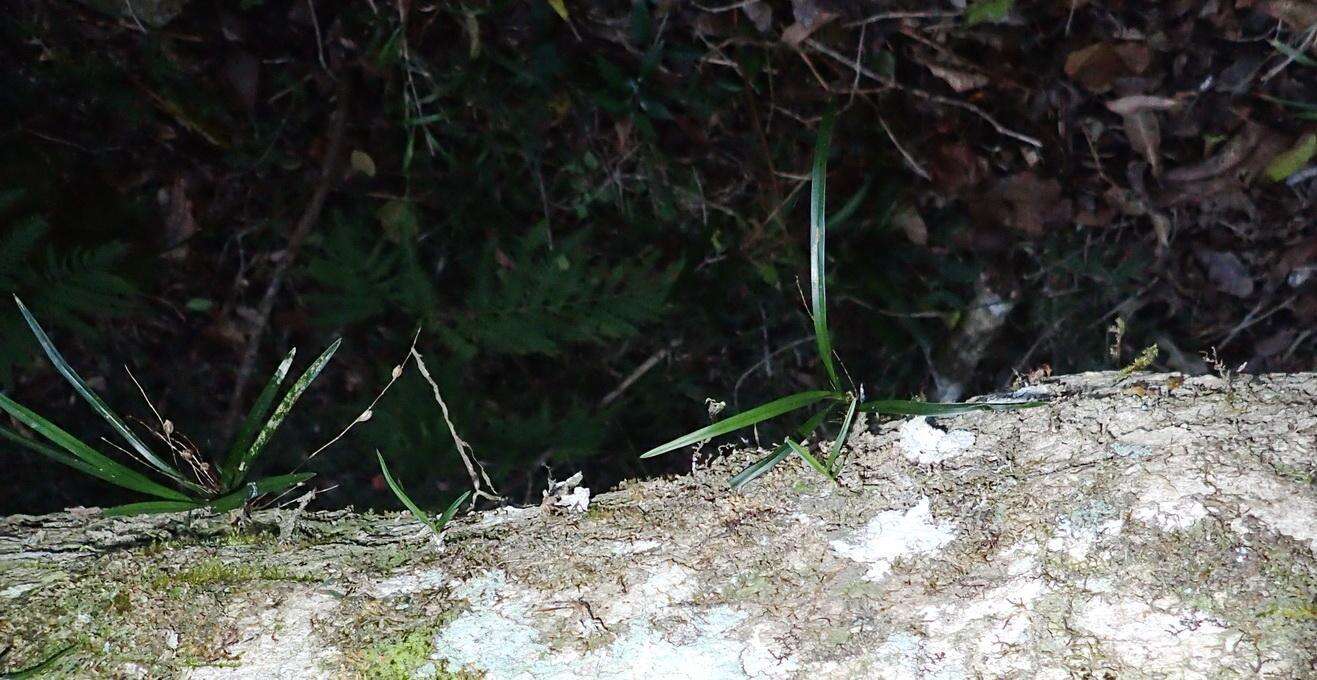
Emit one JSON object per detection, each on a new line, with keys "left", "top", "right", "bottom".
{"left": 641, "top": 110, "right": 1041, "bottom": 488}
{"left": 0, "top": 297, "right": 332, "bottom": 516}
{"left": 375, "top": 451, "right": 470, "bottom": 538}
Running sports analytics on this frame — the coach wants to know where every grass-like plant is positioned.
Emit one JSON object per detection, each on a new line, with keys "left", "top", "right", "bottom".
{"left": 641, "top": 109, "right": 1041, "bottom": 488}
{"left": 375, "top": 451, "right": 471, "bottom": 539}
{"left": 0, "top": 296, "right": 332, "bottom": 516}
{"left": 0, "top": 642, "right": 74, "bottom": 679}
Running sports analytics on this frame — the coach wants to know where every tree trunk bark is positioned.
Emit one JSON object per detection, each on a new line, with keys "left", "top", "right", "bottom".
{"left": 2, "top": 371, "right": 1314, "bottom": 679}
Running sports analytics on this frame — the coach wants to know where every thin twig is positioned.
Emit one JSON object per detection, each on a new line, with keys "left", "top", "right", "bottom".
{"left": 306, "top": 0, "right": 329, "bottom": 73}
{"left": 844, "top": 10, "right": 961, "bottom": 28}
{"left": 1262, "top": 26, "right": 1317, "bottom": 82}
{"left": 221, "top": 79, "right": 351, "bottom": 442}
{"left": 878, "top": 115, "right": 931, "bottom": 180}
{"left": 302, "top": 330, "right": 422, "bottom": 463}
{"left": 600, "top": 340, "right": 681, "bottom": 408}
{"left": 804, "top": 38, "right": 1043, "bottom": 149}
{"left": 410, "top": 348, "right": 503, "bottom": 505}
{"left": 732, "top": 336, "right": 813, "bottom": 408}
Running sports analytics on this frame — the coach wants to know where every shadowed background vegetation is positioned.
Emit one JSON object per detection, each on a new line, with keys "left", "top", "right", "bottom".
{"left": 2, "top": 0, "right": 1313, "bottom": 514}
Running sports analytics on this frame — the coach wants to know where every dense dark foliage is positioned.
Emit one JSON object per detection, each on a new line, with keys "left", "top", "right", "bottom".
{"left": 2, "top": 0, "right": 1313, "bottom": 513}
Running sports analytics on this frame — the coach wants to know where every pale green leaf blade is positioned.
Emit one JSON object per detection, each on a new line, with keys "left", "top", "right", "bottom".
{"left": 729, "top": 444, "right": 791, "bottom": 491}
{"left": 234, "top": 339, "right": 341, "bottom": 483}
{"left": 0, "top": 393, "right": 191, "bottom": 501}
{"left": 640, "top": 390, "right": 842, "bottom": 459}
{"left": 434, "top": 490, "right": 472, "bottom": 533}
{"left": 207, "top": 472, "right": 316, "bottom": 513}
{"left": 1265, "top": 133, "right": 1316, "bottom": 182}
{"left": 825, "top": 396, "right": 859, "bottom": 470}
{"left": 376, "top": 450, "right": 436, "bottom": 532}
{"left": 222, "top": 348, "right": 297, "bottom": 489}
{"left": 13, "top": 296, "right": 196, "bottom": 490}
{"left": 786, "top": 438, "right": 832, "bottom": 479}
{"left": 1269, "top": 39, "right": 1317, "bottom": 67}
{"left": 729, "top": 406, "right": 834, "bottom": 491}
{"left": 810, "top": 108, "right": 841, "bottom": 389}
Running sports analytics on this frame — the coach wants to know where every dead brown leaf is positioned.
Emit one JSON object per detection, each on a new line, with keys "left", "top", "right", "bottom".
{"left": 1166, "top": 122, "right": 1263, "bottom": 183}
{"left": 1197, "top": 250, "right": 1255, "bottom": 298}
{"left": 1122, "top": 110, "right": 1163, "bottom": 175}
{"left": 1064, "top": 42, "right": 1152, "bottom": 93}
{"left": 892, "top": 208, "right": 928, "bottom": 245}
{"left": 743, "top": 1, "right": 773, "bottom": 34}
{"left": 161, "top": 176, "right": 197, "bottom": 255}
{"left": 781, "top": 0, "right": 834, "bottom": 47}
{"left": 976, "top": 172, "right": 1074, "bottom": 235}
{"left": 926, "top": 63, "right": 989, "bottom": 92}
{"left": 1105, "top": 95, "right": 1180, "bottom": 116}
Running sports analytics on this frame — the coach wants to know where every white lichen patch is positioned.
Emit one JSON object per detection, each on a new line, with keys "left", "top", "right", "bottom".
{"left": 431, "top": 568, "right": 792, "bottom": 679}
{"left": 909, "top": 544, "right": 1050, "bottom": 678}
{"left": 829, "top": 498, "right": 956, "bottom": 581}
{"left": 898, "top": 417, "right": 975, "bottom": 465}
{"left": 609, "top": 539, "right": 661, "bottom": 556}
{"left": 186, "top": 591, "right": 340, "bottom": 680}
{"left": 1045, "top": 515, "right": 1124, "bottom": 561}
{"left": 1130, "top": 469, "right": 1212, "bottom": 531}
{"left": 1213, "top": 470, "right": 1317, "bottom": 552}
{"left": 1075, "top": 595, "right": 1235, "bottom": 677}
{"left": 368, "top": 566, "right": 450, "bottom": 598}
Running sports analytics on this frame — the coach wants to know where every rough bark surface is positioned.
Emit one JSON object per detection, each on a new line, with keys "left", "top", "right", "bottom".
{"left": 1, "top": 371, "right": 1314, "bottom": 679}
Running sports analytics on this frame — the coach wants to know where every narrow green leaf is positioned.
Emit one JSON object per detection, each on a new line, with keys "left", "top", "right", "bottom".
{"left": 825, "top": 396, "right": 860, "bottom": 471}
{"left": 857, "top": 399, "right": 1044, "bottom": 415}
{"left": 1269, "top": 39, "right": 1317, "bottom": 67}
{"left": 729, "top": 445, "right": 791, "bottom": 491}
{"left": 729, "top": 406, "right": 835, "bottom": 491}
{"left": 208, "top": 472, "right": 316, "bottom": 513}
{"left": 827, "top": 173, "right": 872, "bottom": 232}
{"left": 434, "top": 490, "right": 472, "bottom": 533}
{"left": 102, "top": 500, "right": 203, "bottom": 517}
{"left": 1260, "top": 94, "right": 1317, "bottom": 113}
{"left": 810, "top": 108, "right": 841, "bottom": 389}
{"left": 0, "top": 394, "right": 190, "bottom": 501}
{"left": 2, "top": 644, "right": 75, "bottom": 678}
{"left": 234, "top": 339, "right": 341, "bottom": 482}
{"left": 376, "top": 450, "right": 436, "bottom": 532}
{"left": 786, "top": 438, "right": 833, "bottom": 480}
{"left": 640, "top": 390, "right": 843, "bottom": 459}
{"left": 1264, "top": 133, "right": 1316, "bottom": 182}
{"left": 222, "top": 348, "right": 297, "bottom": 489}
{"left": 13, "top": 296, "right": 199, "bottom": 492}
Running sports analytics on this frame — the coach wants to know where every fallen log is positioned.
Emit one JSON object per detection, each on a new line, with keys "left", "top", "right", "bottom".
{"left": 2, "top": 371, "right": 1314, "bottom": 678}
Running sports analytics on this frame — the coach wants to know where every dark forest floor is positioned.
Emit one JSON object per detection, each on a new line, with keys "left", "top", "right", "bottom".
{"left": 1, "top": 0, "right": 1314, "bottom": 514}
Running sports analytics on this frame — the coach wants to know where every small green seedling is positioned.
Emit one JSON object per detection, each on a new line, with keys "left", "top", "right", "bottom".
{"left": 0, "top": 296, "right": 331, "bottom": 516}
{"left": 642, "top": 108, "right": 1041, "bottom": 488}
{"left": 376, "top": 450, "right": 471, "bottom": 538}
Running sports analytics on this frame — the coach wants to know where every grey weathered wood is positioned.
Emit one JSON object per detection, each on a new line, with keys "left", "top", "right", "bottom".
{"left": 2, "top": 372, "right": 1314, "bottom": 678}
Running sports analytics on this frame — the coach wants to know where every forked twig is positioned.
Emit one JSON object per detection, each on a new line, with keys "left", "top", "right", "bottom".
{"left": 803, "top": 38, "right": 1043, "bottom": 149}
{"left": 410, "top": 349, "right": 503, "bottom": 505}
